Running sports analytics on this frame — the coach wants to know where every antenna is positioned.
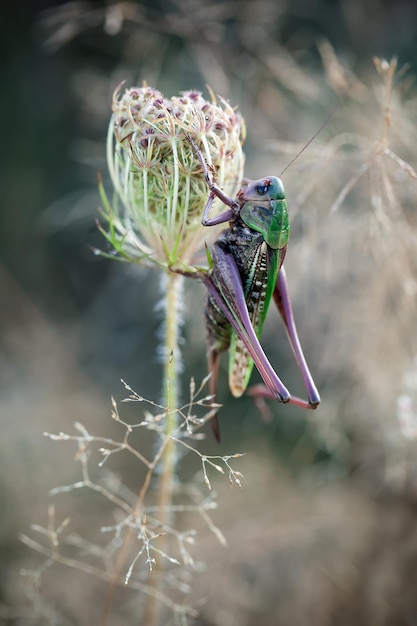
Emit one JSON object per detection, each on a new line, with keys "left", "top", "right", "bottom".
{"left": 279, "top": 98, "right": 342, "bottom": 177}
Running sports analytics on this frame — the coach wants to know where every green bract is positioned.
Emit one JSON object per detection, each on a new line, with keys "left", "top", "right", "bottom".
{"left": 103, "top": 84, "right": 246, "bottom": 270}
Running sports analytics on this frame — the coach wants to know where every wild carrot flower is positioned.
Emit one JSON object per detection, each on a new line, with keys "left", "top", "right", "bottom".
{"left": 101, "top": 84, "right": 245, "bottom": 270}
{"left": 96, "top": 85, "right": 246, "bottom": 620}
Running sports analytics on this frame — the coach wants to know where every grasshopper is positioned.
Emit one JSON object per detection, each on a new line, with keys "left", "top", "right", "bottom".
{"left": 192, "top": 142, "right": 320, "bottom": 440}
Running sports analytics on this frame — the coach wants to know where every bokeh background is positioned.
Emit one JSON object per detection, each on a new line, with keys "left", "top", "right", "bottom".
{"left": 2, "top": 1, "right": 417, "bottom": 624}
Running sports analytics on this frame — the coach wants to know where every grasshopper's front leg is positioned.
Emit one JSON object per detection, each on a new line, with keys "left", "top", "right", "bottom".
{"left": 187, "top": 134, "right": 239, "bottom": 225}
{"left": 247, "top": 266, "right": 320, "bottom": 412}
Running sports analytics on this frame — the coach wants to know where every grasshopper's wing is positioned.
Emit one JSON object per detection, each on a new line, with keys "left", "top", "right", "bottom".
{"left": 202, "top": 242, "right": 290, "bottom": 403}
{"left": 228, "top": 242, "right": 280, "bottom": 396}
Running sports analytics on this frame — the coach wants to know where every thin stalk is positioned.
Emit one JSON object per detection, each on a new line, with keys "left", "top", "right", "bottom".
{"left": 99, "top": 271, "right": 183, "bottom": 626}
{"left": 143, "top": 271, "right": 183, "bottom": 626}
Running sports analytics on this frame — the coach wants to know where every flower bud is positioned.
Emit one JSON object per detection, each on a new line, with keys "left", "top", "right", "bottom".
{"left": 104, "top": 84, "right": 245, "bottom": 269}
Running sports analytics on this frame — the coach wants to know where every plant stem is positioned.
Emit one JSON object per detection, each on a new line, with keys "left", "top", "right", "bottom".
{"left": 158, "top": 271, "right": 183, "bottom": 517}
{"left": 99, "top": 272, "right": 184, "bottom": 626}
{"left": 143, "top": 271, "right": 183, "bottom": 626}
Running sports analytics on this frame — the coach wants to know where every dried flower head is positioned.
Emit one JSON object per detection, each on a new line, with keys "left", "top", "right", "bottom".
{"left": 101, "top": 84, "right": 245, "bottom": 270}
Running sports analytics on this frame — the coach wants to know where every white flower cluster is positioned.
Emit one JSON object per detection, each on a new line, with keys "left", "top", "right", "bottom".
{"left": 105, "top": 84, "right": 245, "bottom": 268}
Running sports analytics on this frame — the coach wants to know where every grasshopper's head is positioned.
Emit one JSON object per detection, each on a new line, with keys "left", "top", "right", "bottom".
{"left": 240, "top": 176, "right": 290, "bottom": 249}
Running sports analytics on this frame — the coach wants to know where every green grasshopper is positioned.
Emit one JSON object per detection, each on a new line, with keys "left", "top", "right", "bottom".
{"left": 193, "top": 144, "right": 320, "bottom": 440}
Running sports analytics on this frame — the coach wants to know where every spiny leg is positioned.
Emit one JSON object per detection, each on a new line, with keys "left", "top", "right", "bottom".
{"left": 186, "top": 134, "right": 238, "bottom": 225}
{"left": 246, "top": 266, "right": 320, "bottom": 414}
{"left": 273, "top": 266, "right": 320, "bottom": 407}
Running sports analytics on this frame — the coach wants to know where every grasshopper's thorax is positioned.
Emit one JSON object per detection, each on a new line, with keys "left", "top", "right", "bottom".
{"left": 239, "top": 176, "right": 290, "bottom": 250}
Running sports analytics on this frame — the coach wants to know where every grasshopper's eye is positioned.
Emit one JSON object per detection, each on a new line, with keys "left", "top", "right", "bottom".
{"left": 256, "top": 184, "right": 269, "bottom": 195}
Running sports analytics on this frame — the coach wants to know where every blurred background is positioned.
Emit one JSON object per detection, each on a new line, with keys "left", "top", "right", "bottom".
{"left": 2, "top": 0, "right": 417, "bottom": 624}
